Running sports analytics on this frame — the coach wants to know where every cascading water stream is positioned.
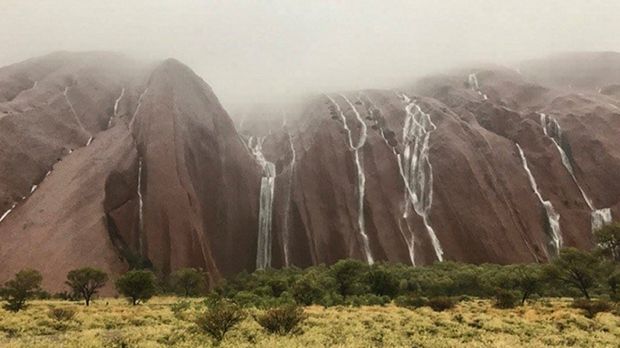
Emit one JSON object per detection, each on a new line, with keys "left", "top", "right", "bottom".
{"left": 516, "top": 143, "right": 563, "bottom": 255}
{"left": 361, "top": 93, "right": 416, "bottom": 265}
{"left": 0, "top": 203, "right": 17, "bottom": 223}
{"left": 137, "top": 158, "right": 145, "bottom": 252}
{"left": 326, "top": 94, "right": 374, "bottom": 264}
{"left": 539, "top": 113, "right": 613, "bottom": 231}
{"left": 397, "top": 93, "right": 444, "bottom": 262}
{"left": 129, "top": 88, "right": 149, "bottom": 129}
{"left": 64, "top": 87, "right": 91, "bottom": 141}
{"left": 108, "top": 88, "right": 125, "bottom": 129}
{"left": 281, "top": 130, "right": 296, "bottom": 267}
{"left": 248, "top": 136, "right": 276, "bottom": 269}
{"left": 468, "top": 73, "right": 488, "bottom": 100}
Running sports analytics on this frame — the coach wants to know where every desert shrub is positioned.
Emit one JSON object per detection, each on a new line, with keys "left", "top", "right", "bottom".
{"left": 317, "top": 291, "right": 344, "bottom": 307}
{"left": 53, "top": 291, "right": 80, "bottom": 301}
{"left": 232, "top": 290, "right": 264, "bottom": 308}
{"left": 345, "top": 294, "right": 390, "bottom": 307}
{"left": 48, "top": 307, "right": 77, "bottom": 321}
{"left": 395, "top": 295, "right": 428, "bottom": 309}
{"left": 1, "top": 269, "right": 43, "bottom": 312}
{"left": 494, "top": 289, "right": 519, "bottom": 309}
{"left": 291, "top": 275, "right": 324, "bottom": 305}
{"left": 365, "top": 265, "right": 399, "bottom": 298}
{"left": 171, "top": 268, "right": 207, "bottom": 297}
{"left": 329, "top": 259, "right": 369, "bottom": 297}
{"left": 427, "top": 297, "right": 456, "bottom": 312}
{"left": 571, "top": 299, "right": 613, "bottom": 318}
{"left": 170, "top": 300, "right": 193, "bottom": 320}
{"left": 254, "top": 304, "right": 307, "bottom": 335}
{"left": 195, "top": 299, "right": 246, "bottom": 343}
{"left": 115, "top": 269, "right": 157, "bottom": 305}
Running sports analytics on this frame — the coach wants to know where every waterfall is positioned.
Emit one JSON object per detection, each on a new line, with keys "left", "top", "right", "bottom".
{"left": 397, "top": 93, "right": 444, "bottom": 262}
{"left": 539, "top": 113, "right": 613, "bottom": 231}
{"left": 108, "top": 87, "right": 126, "bottom": 129}
{"left": 516, "top": 143, "right": 563, "bottom": 255}
{"left": 63, "top": 87, "right": 90, "bottom": 138}
{"left": 137, "top": 158, "right": 145, "bottom": 252}
{"left": 129, "top": 88, "right": 149, "bottom": 129}
{"left": 468, "top": 73, "right": 488, "bottom": 100}
{"left": 281, "top": 131, "right": 296, "bottom": 267}
{"left": 360, "top": 93, "right": 417, "bottom": 265}
{"left": 325, "top": 94, "right": 374, "bottom": 264}
{"left": 249, "top": 136, "right": 276, "bottom": 269}
{"left": 0, "top": 203, "right": 17, "bottom": 223}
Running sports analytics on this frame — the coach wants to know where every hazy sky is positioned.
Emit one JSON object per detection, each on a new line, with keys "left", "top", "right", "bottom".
{"left": 2, "top": 0, "right": 620, "bottom": 105}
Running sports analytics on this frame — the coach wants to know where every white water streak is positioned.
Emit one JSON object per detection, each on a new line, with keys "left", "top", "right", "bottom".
{"left": 129, "top": 88, "right": 149, "bottom": 129}
{"left": 516, "top": 143, "right": 563, "bottom": 254}
{"left": 0, "top": 203, "right": 17, "bottom": 223}
{"left": 282, "top": 131, "right": 296, "bottom": 267}
{"left": 137, "top": 158, "right": 145, "bottom": 252}
{"left": 64, "top": 87, "right": 90, "bottom": 139}
{"left": 539, "top": 113, "right": 613, "bottom": 231}
{"left": 326, "top": 94, "right": 373, "bottom": 264}
{"left": 468, "top": 73, "right": 488, "bottom": 100}
{"left": 398, "top": 93, "right": 444, "bottom": 262}
{"left": 363, "top": 93, "right": 416, "bottom": 265}
{"left": 249, "top": 136, "right": 276, "bottom": 269}
{"left": 108, "top": 88, "right": 126, "bottom": 129}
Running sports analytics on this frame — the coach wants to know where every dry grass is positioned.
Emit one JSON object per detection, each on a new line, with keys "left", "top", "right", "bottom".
{"left": 0, "top": 297, "right": 618, "bottom": 347}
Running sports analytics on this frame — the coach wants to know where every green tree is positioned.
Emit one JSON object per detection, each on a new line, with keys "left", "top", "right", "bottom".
{"left": 65, "top": 267, "right": 108, "bottom": 306}
{"left": 594, "top": 222, "right": 620, "bottom": 262}
{"left": 1, "top": 269, "right": 42, "bottom": 312}
{"left": 115, "top": 270, "right": 157, "bottom": 305}
{"left": 171, "top": 268, "right": 207, "bottom": 297}
{"left": 291, "top": 274, "right": 324, "bottom": 305}
{"left": 546, "top": 248, "right": 602, "bottom": 299}
{"left": 329, "top": 259, "right": 368, "bottom": 297}
{"left": 365, "top": 265, "right": 399, "bottom": 298}
{"left": 507, "top": 264, "right": 543, "bottom": 305}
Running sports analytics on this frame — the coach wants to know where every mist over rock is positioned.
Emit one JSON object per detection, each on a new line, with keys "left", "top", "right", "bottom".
{"left": 0, "top": 51, "right": 618, "bottom": 291}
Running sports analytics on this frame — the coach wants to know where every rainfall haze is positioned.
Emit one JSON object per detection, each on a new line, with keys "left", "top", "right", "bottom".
{"left": 2, "top": 0, "right": 620, "bottom": 107}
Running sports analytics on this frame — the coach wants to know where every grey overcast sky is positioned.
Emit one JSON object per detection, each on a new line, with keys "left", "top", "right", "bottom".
{"left": 1, "top": 0, "right": 619, "bottom": 105}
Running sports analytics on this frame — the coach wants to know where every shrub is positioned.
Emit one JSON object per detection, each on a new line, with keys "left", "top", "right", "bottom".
{"left": 48, "top": 307, "right": 77, "bottom": 321}
{"left": 571, "top": 299, "right": 613, "bottom": 318}
{"left": 291, "top": 275, "right": 324, "bottom": 305}
{"left": 115, "top": 270, "right": 157, "bottom": 305}
{"left": 65, "top": 267, "right": 108, "bottom": 306}
{"left": 195, "top": 299, "right": 245, "bottom": 343}
{"left": 494, "top": 289, "right": 519, "bottom": 309}
{"left": 1, "top": 269, "right": 42, "bottom": 312}
{"left": 427, "top": 297, "right": 456, "bottom": 312}
{"left": 170, "top": 300, "right": 193, "bottom": 320}
{"left": 171, "top": 268, "right": 207, "bottom": 297}
{"left": 395, "top": 295, "right": 428, "bottom": 309}
{"left": 254, "top": 304, "right": 307, "bottom": 335}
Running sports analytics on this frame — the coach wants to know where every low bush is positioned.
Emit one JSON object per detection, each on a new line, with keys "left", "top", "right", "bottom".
{"left": 395, "top": 295, "right": 428, "bottom": 309}
{"left": 571, "top": 299, "right": 613, "bottom": 318}
{"left": 48, "top": 307, "right": 76, "bottom": 322}
{"left": 427, "top": 297, "right": 456, "bottom": 312}
{"left": 254, "top": 304, "right": 307, "bottom": 335}
{"left": 195, "top": 299, "right": 246, "bottom": 343}
{"left": 494, "top": 289, "right": 519, "bottom": 309}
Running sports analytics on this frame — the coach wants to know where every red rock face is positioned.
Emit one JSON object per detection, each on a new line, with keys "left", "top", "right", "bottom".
{"left": 1, "top": 51, "right": 619, "bottom": 292}
{"left": 249, "top": 53, "right": 620, "bottom": 268}
{"left": 0, "top": 53, "right": 261, "bottom": 292}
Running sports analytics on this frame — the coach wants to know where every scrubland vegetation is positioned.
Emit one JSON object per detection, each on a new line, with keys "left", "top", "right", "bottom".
{"left": 0, "top": 223, "right": 619, "bottom": 346}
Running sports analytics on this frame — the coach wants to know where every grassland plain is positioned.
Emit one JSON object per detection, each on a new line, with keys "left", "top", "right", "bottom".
{"left": 0, "top": 297, "right": 618, "bottom": 347}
